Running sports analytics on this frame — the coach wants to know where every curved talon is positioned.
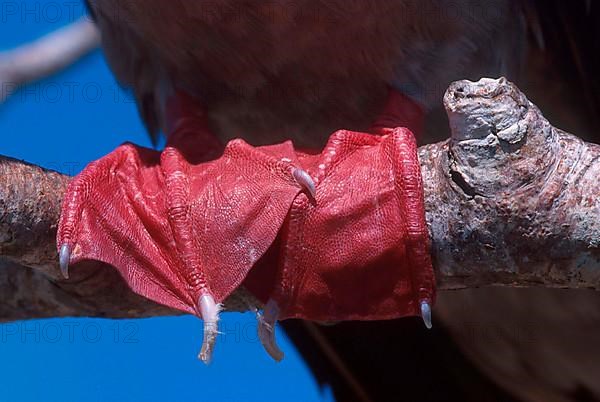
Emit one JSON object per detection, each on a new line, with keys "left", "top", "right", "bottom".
{"left": 257, "top": 299, "right": 284, "bottom": 362}
{"left": 420, "top": 300, "right": 432, "bottom": 329}
{"left": 197, "top": 293, "right": 221, "bottom": 364}
{"left": 59, "top": 244, "right": 71, "bottom": 279}
{"left": 292, "top": 168, "right": 316, "bottom": 199}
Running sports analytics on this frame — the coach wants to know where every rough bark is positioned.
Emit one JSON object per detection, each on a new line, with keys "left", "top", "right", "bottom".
{"left": 0, "top": 78, "right": 598, "bottom": 322}
{"left": 425, "top": 78, "right": 600, "bottom": 290}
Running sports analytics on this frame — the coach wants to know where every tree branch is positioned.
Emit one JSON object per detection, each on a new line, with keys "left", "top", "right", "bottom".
{"left": 0, "top": 18, "right": 100, "bottom": 102}
{"left": 1, "top": 78, "right": 598, "bottom": 322}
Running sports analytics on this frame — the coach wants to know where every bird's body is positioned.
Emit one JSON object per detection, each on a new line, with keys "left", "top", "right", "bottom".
{"left": 89, "top": 0, "right": 524, "bottom": 147}
{"left": 62, "top": 0, "right": 527, "bottom": 366}
{"left": 47, "top": 1, "right": 600, "bottom": 400}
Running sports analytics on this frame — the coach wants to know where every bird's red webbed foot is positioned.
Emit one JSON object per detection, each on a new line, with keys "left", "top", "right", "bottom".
{"left": 246, "top": 128, "right": 434, "bottom": 326}
{"left": 57, "top": 88, "right": 434, "bottom": 363}
{"left": 244, "top": 88, "right": 433, "bottom": 355}
{"left": 57, "top": 92, "right": 315, "bottom": 363}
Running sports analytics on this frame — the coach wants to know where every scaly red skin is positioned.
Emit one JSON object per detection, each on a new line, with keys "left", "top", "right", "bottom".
{"left": 57, "top": 89, "right": 434, "bottom": 361}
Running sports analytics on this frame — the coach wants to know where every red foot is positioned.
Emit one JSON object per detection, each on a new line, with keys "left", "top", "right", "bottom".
{"left": 57, "top": 89, "right": 434, "bottom": 360}
{"left": 257, "top": 127, "right": 434, "bottom": 322}
{"left": 57, "top": 123, "right": 306, "bottom": 313}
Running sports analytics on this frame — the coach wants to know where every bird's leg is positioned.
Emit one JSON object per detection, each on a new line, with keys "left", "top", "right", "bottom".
{"left": 253, "top": 89, "right": 433, "bottom": 334}
{"left": 57, "top": 90, "right": 314, "bottom": 363}
{"left": 57, "top": 88, "right": 433, "bottom": 364}
{"left": 255, "top": 86, "right": 432, "bottom": 333}
{"left": 164, "top": 92, "right": 316, "bottom": 362}
{"left": 370, "top": 88, "right": 425, "bottom": 137}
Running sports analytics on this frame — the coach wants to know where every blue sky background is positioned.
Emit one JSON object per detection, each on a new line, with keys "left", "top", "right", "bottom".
{"left": 0, "top": 2, "right": 332, "bottom": 401}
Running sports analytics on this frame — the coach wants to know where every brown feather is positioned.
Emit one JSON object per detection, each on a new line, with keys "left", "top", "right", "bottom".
{"left": 88, "top": 0, "right": 525, "bottom": 148}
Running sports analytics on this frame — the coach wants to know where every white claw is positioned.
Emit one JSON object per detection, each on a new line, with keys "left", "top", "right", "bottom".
{"left": 420, "top": 300, "right": 432, "bottom": 329}
{"left": 292, "top": 168, "right": 316, "bottom": 199}
{"left": 59, "top": 244, "right": 71, "bottom": 279}
{"left": 197, "top": 293, "right": 221, "bottom": 364}
{"left": 257, "top": 299, "right": 284, "bottom": 362}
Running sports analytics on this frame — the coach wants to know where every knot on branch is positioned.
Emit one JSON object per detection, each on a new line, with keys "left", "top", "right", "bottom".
{"left": 424, "top": 77, "right": 600, "bottom": 289}
{"left": 444, "top": 77, "right": 557, "bottom": 195}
